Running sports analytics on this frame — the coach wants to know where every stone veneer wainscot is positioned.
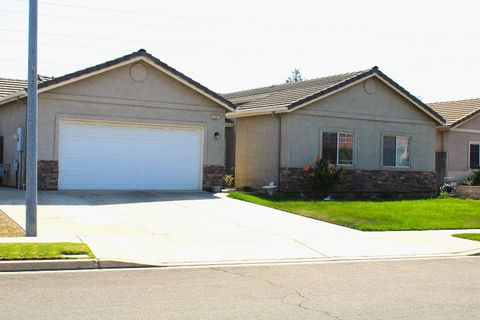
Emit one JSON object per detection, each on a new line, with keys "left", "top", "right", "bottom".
{"left": 38, "top": 160, "right": 58, "bottom": 190}
{"left": 279, "top": 167, "right": 436, "bottom": 199}
{"left": 202, "top": 165, "right": 225, "bottom": 191}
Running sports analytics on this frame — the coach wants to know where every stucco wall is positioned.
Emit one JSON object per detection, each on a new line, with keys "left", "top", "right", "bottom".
{"left": 284, "top": 78, "right": 436, "bottom": 171}
{"left": 37, "top": 62, "right": 226, "bottom": 166}
{"left": 458, "top": 113, "right": 480, "bottom": 130}
{"left": 234, "top": 78, "right": 437, "bottom": 190}
{"left": 0, "top": 100, "right": 25, "bottom": 187}
{"left": 443, "top": 120, "right": 480, "bottom": 179}
{"left": 235, "top": 115, "right": 279, "bottom": 189}
{"left": 0, "top": 61, "right": 228, "bottom": 188}
{"left": 444, "top": 131, "right": 473, "bottom": 177}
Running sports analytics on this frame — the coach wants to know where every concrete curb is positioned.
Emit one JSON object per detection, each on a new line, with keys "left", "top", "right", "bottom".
{"left": 2, "top": 248, "right": 480, "bottom": 272}
{"left": 0, "top": 259, "right": 152, "bottom": 272}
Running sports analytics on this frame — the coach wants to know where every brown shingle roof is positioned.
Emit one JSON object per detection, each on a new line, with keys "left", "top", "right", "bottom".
{"left": 428, "top": 98, "right": 480, "bottom": 127}
{"left": 0, "top": 78, "right": 27, "bottom": 98}
{"left": 224, "top": 70, "right": 369, "bottom": 109}
{"left": 0, "top": 75, "right": 54, "bottom": 99}
{"left": 223, "top": 67, "right": 445, "bottom": 124}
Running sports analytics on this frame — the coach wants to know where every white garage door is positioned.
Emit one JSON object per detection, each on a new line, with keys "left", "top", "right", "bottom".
{"left": 59, "top": 121, "right": 203, "bottom": 190}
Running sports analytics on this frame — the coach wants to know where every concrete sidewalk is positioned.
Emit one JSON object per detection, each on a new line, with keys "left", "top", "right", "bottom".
{"left": 1, "top": 188, "right": 479, "bottom": 267}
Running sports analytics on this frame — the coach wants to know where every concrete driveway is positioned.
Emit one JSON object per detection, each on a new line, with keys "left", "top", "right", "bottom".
{"left": 1, "top": 188, "right": 480, "bottom": 265}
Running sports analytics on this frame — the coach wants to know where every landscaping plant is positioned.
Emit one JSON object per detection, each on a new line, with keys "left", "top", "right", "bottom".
{"left": 464, "top": 170, "right": 480, "bottom": 186}
{"left": 302, "top": 157, "right": 344, "bottom": 199}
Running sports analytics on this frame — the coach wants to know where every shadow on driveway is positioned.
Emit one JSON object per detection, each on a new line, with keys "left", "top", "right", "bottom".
{"left": 0, "top": 187, "right": 221, "bottom": 206}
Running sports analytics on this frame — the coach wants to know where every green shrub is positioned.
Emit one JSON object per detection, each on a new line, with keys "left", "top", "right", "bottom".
{"left": 302, "top": 158, "right": 344, "bottom": 199}
{"left": 472, "top": 170, "right": 480, "bottom": 186}
{"left": 224, "top": 174, "right": 235, "bottom": 187}
{"left": 463, "top": 170, "right": 480, "bottom": 186}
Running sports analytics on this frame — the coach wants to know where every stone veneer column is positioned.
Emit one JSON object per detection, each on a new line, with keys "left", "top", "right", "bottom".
{"left": 202, "top": 165, "right": 225, "bottom": 191}
{"left": 37, "top": 160, "right": 58, "bottom": 190}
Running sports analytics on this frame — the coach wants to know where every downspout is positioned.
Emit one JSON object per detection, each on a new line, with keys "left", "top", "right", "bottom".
{"left": 272, "top": 112, "right": 282, "bottom": 187}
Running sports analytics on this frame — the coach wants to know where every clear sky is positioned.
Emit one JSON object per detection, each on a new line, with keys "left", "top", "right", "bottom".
{"left": 1, "top": 0, "right": 479, "bottom": 102}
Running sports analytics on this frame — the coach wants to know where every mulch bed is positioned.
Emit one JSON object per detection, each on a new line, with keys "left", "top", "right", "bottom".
{"left": 0, "top": 210, "right": 25, "bottom": 237}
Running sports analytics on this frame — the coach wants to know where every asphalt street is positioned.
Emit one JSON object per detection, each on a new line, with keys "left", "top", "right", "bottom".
{"left": 1, "top": 257, "right": 479, "bottom": 319}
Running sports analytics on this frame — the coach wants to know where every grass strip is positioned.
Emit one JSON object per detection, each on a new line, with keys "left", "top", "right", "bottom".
{"left": 0, "top": 242, "right": 95, "bottom": 260}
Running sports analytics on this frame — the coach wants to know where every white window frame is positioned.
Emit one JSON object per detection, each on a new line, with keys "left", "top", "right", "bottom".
{"left": 382, "top": 135, "right": 411, "bottom": 168}
{"left": 321, "top": 131, "right": 354, "bottom": 166}
{"left": 468, "top": 141, "right": 480, "bottom": 170}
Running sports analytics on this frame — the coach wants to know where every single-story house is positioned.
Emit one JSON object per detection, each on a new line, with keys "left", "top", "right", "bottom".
{"left": 224, "top": 67, "right": 446, "bottom": 198}
{"left": 429, "top": 98, "right": 480, "bottom": 183}
{"left": 0, "top": 49, "right": 235, "bottom": 191}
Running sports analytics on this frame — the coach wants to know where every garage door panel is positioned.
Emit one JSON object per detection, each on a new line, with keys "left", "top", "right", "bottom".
{"left": 59, "top": 121, "right": 202, "bottom": 190}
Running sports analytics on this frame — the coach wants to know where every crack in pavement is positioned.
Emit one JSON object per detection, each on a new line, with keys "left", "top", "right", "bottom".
{"left": 211, "top": 267, "right": 343, "bottom": 319}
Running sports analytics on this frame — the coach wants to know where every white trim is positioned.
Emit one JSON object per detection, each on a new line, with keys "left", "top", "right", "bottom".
{"left": 0, "top": 56, "right": 234, "bottom": 112}
{"left": 320, "top": 130, "right": 355, "bottom": 166}
{"left": 468, "top": 141, "right": 480, "bottom": 170}
{"left": 289, "top": 75, "right": 376, "bottom": 113}
{"left": 381, "top": 135, "right": 412, "bottom": 169}
{"left": 226, "top": 107, "right": 289, "bottom": 118}
{"left": 451, "top": 128, "right": 480, "bottom": 134}
{"left": 451, "top": 110, "right": 480, "bottom": 129}
{"left": 139, "top": 58, "right": 234, "bottom": 112}
{"left": 374, "top": 75, "right": 442, "bottom": 124}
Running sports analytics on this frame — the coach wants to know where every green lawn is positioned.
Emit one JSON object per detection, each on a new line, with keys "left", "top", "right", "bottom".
{"left": 0, "top": 242, "right": 95, "bottom": 260}
{"left": 228, "top": 192, "right": 480, "bottom": 231}
{"left": 452, "top": 233, "right": 480, "bottom": 242}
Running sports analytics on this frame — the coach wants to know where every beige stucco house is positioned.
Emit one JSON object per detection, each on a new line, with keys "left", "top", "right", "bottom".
{"left": 0, "top": 49, "right": 235, "bottom": 190}
{"left": 429, "top": 98, "right": 480, "bottom": 183}
{"left": 225, "top": 67, "right": 445, "bottom": 198}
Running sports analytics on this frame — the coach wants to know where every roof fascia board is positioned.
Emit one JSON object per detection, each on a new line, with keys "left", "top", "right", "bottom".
{"left": 373, "top": 75, "right": 444, "bottom": 125}
{"left": 226, "top": 107, "right": 288, "bottom": 118}
{"left": 450, "top": 127, "right": 480, "bottom": 134}
{"left": 0, "top": 90, "right": 26, "bottom": 106}
{"left": 288, "top": 74, "right": 376, "bottom": 113}
{"left": 0, "top": 55, "right": 235, "bottom": 112}
{"left": 451, "top": 109, "right": 480, "bottom": 129}
{"left": 288, "top": 73, "right": 444, "bottom": 125}
{"left": 0, "top": 57, "right": 145, "bottom": 106}
{"left": 140, "top": 59, "right": 234, "bottom": 112}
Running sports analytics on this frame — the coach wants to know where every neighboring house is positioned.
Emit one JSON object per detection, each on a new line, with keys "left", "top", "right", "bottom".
{"left": 0, "top": 49, "right": 235, "bottom": 191}
{"left": 429, "top": 98, "right": 480, "bottom": 182}
{"left": 224, "top": 67, "right": 445, "bottom": 198}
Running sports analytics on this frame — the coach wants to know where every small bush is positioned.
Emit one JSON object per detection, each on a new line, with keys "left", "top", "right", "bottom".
{"left": 302, "top": 157, "right": 344, "bottom": 199}
{"left": 463, "top": 170, "right": 480, "bottom": 186}
{"left": 224, "top": 174, "right": 235, "bottom": 187}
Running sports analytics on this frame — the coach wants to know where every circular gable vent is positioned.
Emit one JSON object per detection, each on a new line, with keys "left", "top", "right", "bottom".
{"left": 363, "top": 79, "right": 376, "bottom": 95}
{"left": 130, "top": 63, "right": 148, "bottom": 82}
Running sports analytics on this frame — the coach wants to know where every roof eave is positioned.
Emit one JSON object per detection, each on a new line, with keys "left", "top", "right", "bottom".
{"left": 450, "top": 108, "right": 480, "bottom": 128}
{"left": 0, "top": 90, "right": 27, "bottom": 106}
{"left": 0, "top": 50, "right": 236, "bottom": 111}
{"left": 226, "top": 106, "right": 288, "bottom": 118}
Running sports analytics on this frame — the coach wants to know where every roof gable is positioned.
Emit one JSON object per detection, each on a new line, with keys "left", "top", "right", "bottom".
{"left": 225, "top": 67, "right": 445, "bottom": 125}
{"left": 428, "top": 98, "right": 480, "bottom": 127}
{"left": 0, "top": 49, "right": 235, "bottom": 111}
